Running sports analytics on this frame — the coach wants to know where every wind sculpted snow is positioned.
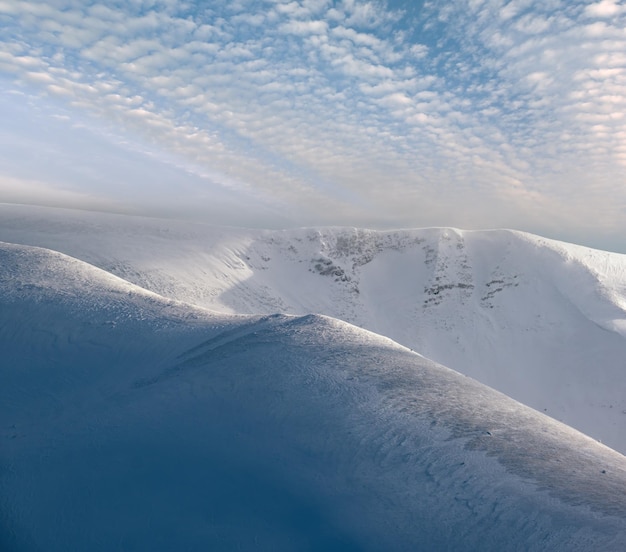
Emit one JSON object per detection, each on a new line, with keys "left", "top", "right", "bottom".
{"left": 2, "top": 242, "right": 626, "bottom": 551}
{"left": 2, "top": 204, "right": 626, "bottom": 454}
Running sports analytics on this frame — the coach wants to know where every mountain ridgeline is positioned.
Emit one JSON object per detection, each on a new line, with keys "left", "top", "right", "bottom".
{"left": 2, "top": 239, "right": 626, "bottom": 551}
{"left": 2, "top": 204, "right": 626, "bottom": 454}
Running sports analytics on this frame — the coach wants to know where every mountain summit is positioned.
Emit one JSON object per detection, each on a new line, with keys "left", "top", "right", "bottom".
{"left": 2, "top": 240, "right": 626, "bottom": 550}
{"left": 2, "top": 204, "right": 626, "bottom": 453}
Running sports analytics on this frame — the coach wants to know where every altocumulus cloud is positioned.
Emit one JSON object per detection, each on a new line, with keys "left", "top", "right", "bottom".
{"left": 0, "top": 0, "right": 625, "bottom": 248}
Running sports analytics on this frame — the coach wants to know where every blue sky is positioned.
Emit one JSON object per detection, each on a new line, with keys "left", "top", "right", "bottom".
{"left": 1, "top": 0, "right": 626, "bottom": 250}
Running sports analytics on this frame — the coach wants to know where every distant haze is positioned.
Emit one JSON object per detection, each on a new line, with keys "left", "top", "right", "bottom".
{"left": 1, "top": 1, "right": 626, "bottom": 252}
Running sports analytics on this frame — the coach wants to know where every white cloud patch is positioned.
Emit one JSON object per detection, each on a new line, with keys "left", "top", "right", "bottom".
{"left": 279, "top": 19, "right": 329, "bottom": 35}
{"left": 1, "top": 0, "right": 626, "bottom": 247}
{"left": 585, "top": 0, "right": 625, "bottom": 18}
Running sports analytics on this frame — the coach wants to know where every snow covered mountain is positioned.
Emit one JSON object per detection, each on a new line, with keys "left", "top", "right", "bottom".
{"left": 2, "top": 240, "right": 626, "bottom": 551}
{"left": 2, "top": 203, "right": 626, "bottom": 454}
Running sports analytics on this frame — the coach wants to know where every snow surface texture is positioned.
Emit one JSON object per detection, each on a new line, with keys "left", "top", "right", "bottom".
{"left": 2, "top": 204, "right": 626, "bottom": 454}
{"left": 2, "top": 241, "right": 626, "bottom": 551}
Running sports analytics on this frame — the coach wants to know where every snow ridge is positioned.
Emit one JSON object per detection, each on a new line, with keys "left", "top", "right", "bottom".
{"left": 2, "top": 204, "right": 626, "bottom": 453}
{"left": 2, "top": 241, "right": 626, "bottom": 550}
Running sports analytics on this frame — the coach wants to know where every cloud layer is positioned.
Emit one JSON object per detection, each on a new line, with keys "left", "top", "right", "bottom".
{"left": 1, "top": 0, "right": 625, "bottom": 248}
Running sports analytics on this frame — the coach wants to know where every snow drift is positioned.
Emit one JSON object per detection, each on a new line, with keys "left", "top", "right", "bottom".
{"left": 2, "top": 241, "right": 626, "bottom": 550}
{"left": 2, "top": 204, "right": 626, "bottom": 453}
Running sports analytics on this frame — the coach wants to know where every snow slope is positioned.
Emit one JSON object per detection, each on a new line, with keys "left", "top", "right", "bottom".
{"left": 2, "top": 241, "right": 626, "bottom": 551}
{"left": 2, "top": 203, "right": 625, "bottom": 454}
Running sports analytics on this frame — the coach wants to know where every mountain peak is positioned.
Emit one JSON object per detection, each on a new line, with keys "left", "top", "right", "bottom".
{"left": 2, "top": 204, "right": 626, "bottom": 454}
{"left": 2, "top": 239, "right": 626, "bottom": 549}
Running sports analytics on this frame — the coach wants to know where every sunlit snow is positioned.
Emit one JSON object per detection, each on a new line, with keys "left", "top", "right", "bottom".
{"left": 2, "top": 203, "right": 626, "bottom": 453}
{"left": 2, "top": 239, "right": 626, "bottom": 550}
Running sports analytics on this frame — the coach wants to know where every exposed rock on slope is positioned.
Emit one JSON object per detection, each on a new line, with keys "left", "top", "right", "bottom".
{"left": 2, "top": 204, "right": 626, "bottom": 453}
{"left": 2, "top": 241, "right": 626, "bottom": 551}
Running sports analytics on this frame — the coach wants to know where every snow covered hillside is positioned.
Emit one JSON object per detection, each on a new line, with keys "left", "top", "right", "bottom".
{"left": 2, "top": 203, "right": 625, "bottom": 454}
{"left": 2, "top": 241, "right": 626, "bottom": 551}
